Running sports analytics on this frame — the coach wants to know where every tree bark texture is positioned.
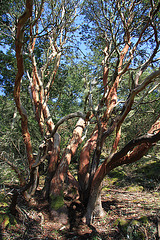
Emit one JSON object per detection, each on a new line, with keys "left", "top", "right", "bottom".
{"left": 14, "top": 0, "right": 34, "bottom": 169}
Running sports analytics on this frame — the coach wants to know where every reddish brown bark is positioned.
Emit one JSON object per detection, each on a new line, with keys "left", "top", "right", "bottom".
{"left": 14, "top": 0, "right": 34, "bottom": 169}
{"left": 78, "top": 130, "right": 98, "bottom": 191}
{"left": 43, "top": 133, "right": 61, "bottom": 198}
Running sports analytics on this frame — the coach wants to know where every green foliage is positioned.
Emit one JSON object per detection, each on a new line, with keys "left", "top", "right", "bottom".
{"left": 49, "top": 63, "right": 84, "bottom": 119}
{"left": 114, "top": 218, "right": 128, "bottom": 235}
{"left": 0, "top": 192, "right": 17, "bottom": 229}
{"left": 0, "top": 93, "right": 42, "bottom": 184}
{"left": 126, "top": 185, "right": 144, "bottom": 192}
{"left": 0, "top": 49, "right": 17, "bottom": 96}
{"left": 108, "top": 168, "right": 127, "bottom": 180}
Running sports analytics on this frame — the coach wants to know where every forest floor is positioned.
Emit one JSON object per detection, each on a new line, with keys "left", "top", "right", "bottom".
{"left": 0, "top": 156, "right": 160, "bottom": 239}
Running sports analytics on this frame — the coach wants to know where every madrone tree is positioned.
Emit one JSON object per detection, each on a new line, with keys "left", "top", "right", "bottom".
{"left": 6, "top": 0, "right": 160, "bottom": 226}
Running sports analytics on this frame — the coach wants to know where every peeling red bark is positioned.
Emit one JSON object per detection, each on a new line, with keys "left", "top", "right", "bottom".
{"left": 78, "top": 130, "right": 98, "bottom": 190}
{"left": 14, "top": 0, "right": 34, "bottom": 169}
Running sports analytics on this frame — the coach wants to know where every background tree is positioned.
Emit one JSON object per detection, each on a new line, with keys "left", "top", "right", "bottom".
{"left": 0, "top": 0, "right": 160, "bottom": 227}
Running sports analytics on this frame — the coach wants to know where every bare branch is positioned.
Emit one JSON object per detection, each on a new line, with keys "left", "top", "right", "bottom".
{"left": 31, "top": 0, "right": 44, "bottom": 27}
{"left": 48, "top": 112, "right": 86, "bottom": 139}
{"left": 44, "top": 52, "right": 61, "bottom": 100}
{"left": 112, "top": 129, "right": 160, "bottom": 163}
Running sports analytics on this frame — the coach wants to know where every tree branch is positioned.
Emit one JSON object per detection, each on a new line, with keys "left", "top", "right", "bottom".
{"left": 117, "top": 69, "right": 160, "bottom": 130}
{"left": 48, "top": 112, "right": 86, "bottom": 139}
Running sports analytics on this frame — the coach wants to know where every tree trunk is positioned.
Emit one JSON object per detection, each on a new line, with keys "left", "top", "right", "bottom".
{"left": 93, "top": 192, "right": 106, "bottom": 219}
{"left": 78, "top": 130, "right": 98, "bottom": 193}
{"left": 85, "top": 183, "right": 103, "bottom": 225}
{"left": 43, "top": 133, "right": 61, "bottom": 198}
{"left": 14, "top": 0, "right": 39, "bottom": 201}
{"left": 49, "top": 118, "right": 85, "bottom": 219}
{"left": 28, "top": 167, "right": 39, "bottom": 197}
